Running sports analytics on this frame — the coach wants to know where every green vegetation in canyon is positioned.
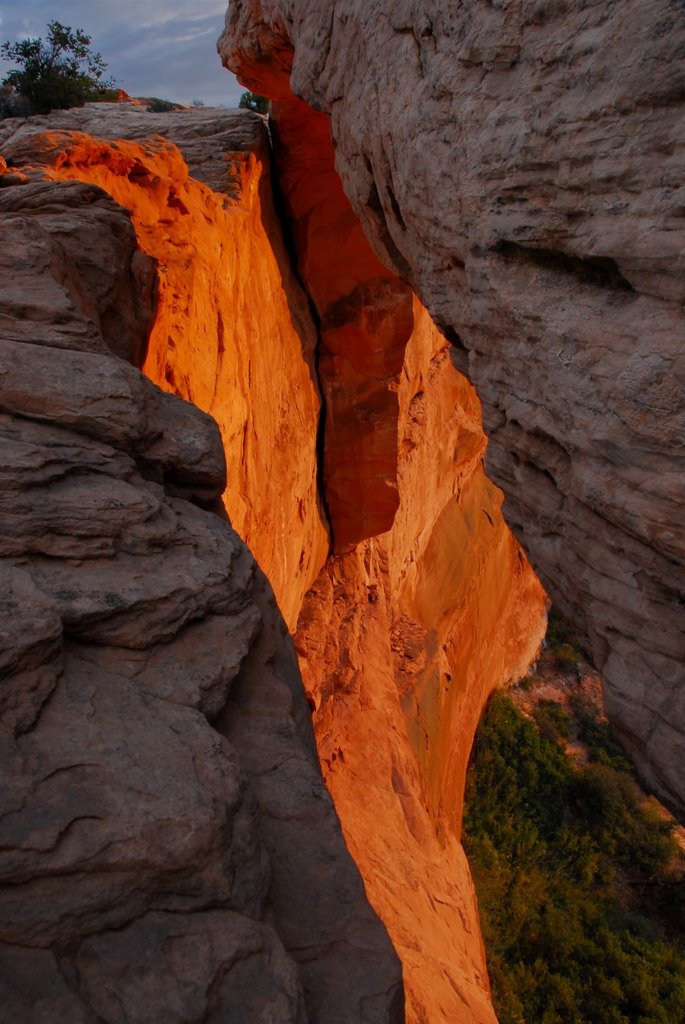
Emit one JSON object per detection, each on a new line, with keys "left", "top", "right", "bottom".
{"left": 463, "top": 623, "right": 685, "bottom": 1024}
{"left": 238, "top": 90, "right": 269, "bottom": 114}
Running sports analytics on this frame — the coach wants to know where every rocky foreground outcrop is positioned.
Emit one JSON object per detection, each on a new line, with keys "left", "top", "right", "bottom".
{"left": 0, "top": 110, "right": 403, "bottom": 1023}
{"left": 220, "top": 0, "right": 685, "bottom": 820}
{"left": 1, "top": 103, "right": 547, "bottom": 1022}
{"left": 1, "top": 106, "right": 327, "bottom": 629}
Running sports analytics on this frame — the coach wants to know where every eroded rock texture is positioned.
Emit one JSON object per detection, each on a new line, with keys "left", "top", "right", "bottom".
{"left": 1, "top": 106, "right": 328, "bottom": 628}
{"left": 295, "top": 302, "right": 546, "bottom": 1023}
{"left": 2, "top": 102, "right": 548, "bottom": 1023}
{"left": 0, "top": 111, "right": 403, "bottom": 1024}
{"left": 220, "top": 0, "right": 685, "bottom": 819}
{"left": 270, "top": 101, "right": 547, "bottom": 1019}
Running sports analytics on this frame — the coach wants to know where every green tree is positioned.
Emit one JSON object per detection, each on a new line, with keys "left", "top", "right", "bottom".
{"left": 238, "top": 90, "right": 269, "bottom": 114}
{"left": 1, "top": 21, "right": 115, "bottom": 115}
{"left": 463, "top": 692, "right": 685, "bottom": 1024}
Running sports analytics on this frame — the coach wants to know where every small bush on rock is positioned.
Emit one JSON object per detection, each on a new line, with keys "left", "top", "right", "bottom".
{"left": 238, "top": 90, "right": 269, "bottom": 114}
{"left": 1, "top": 21, "right": 115, "bottom": 115}
{"left": 146, "top": 98, "right": 175, "bottom": 113}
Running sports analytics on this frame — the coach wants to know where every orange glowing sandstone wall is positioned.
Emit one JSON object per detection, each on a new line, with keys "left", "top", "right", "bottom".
{"left": 40, "top": 116, "right": 547, "bottom": 1023}
{"left": 272, "top": 99, "right": 549, "bottom": 1021}
{"left": 43, "top": 127, "right": 328, "bottom": 628}
{"left": 295, "top": 302, "right": 547, "bottom": 1022}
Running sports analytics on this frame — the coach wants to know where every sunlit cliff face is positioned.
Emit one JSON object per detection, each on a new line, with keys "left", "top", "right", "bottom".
{"left": 220, "top": 0, "right": 685, "bottom": 832}
{"left": 32, "top": 112, "right": 546, "bottom": 1023}
{"left": 41, "top": 126, "right": 327, "bottom": 628}
{"left": 272, "top": 98, "right": 548, "bottom": 1022}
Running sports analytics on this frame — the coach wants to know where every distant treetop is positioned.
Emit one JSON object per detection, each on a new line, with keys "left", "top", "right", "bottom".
{"left": 1, "top": 20, "right": 116, "bottom": 116}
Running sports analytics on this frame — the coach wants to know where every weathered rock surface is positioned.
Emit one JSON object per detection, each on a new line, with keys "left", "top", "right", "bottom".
{"left": 295, "top": 304, "right": 547, "bottom": 1022}
{"left": 270, "top": 94, "right": 548, "bottom": 826}
{"left": 220, "top": 0, "right": 685, "bottom": 819}
{"left": 253, "top": 92, "right": 547, "bottom": 1019}
{"left": 272, "top": 99, "right": 413, "bottom": 548}
{"left": 0, "top": 113, "right": 403, "bottom": 1023}
{"left": 2, "top": 101, "right": 553, "bottom": 1021}
{"left": 0, "top": 98, "right": 553, "bottom": 1023}
{"left": 0, "top": 106, "right": 328, "bottom": 628}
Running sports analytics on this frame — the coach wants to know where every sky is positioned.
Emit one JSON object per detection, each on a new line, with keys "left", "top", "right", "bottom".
{"left": 0, "top": 0, "right": 243, "bottom": 107}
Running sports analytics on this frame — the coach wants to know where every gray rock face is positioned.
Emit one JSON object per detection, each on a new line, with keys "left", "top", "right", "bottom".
{"left": 220, "top": 0, "right": 685, "bottom": 818}
{"left": 0, "top": 103, "right": 269, "bottom": 199}
{"left": 0, "top": 111, "right": 402, "bottom": 1023}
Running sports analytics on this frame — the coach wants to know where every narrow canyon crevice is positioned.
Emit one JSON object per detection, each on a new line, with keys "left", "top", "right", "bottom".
{"left": 0, "top": 107, "right": 403, "bottom": 1022}
{"left": 1, "top": 101, "right": 546, "bottom": 1023}
{"left": 3, "top": 0, "right": 682, "bottom": 1014}
{"left": 220, "top": 0, "right": 685, "bottom": 824}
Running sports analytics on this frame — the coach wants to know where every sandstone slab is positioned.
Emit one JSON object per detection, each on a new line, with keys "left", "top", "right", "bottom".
{"left": 0, "top": 106, "right": 329, "bottom": 626}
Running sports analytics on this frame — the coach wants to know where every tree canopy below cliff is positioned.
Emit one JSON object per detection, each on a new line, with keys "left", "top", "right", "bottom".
{"left": 464, "top": 641, "right": 685, "bottom": 1024}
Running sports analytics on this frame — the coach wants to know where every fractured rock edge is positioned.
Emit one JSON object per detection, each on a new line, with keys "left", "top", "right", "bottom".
{"left": 0, "top": 105, "right": 551, "bottom": 1024}
{"left": 0, "top": 119, "right": 403, "bottom": 1024}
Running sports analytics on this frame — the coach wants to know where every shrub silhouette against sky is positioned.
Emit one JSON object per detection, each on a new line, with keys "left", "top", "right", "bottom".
{"left": 1, "top": 20, "right": 115, "bottom": 115}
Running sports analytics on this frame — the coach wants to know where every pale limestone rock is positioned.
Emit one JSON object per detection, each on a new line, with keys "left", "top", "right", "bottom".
{"left": 220, "top": 0, "right": 685, "bottom": 819}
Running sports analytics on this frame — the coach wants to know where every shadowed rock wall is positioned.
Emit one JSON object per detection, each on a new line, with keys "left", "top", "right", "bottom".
{"left": 2, "top": 105, "right": 328, "bottom": 630}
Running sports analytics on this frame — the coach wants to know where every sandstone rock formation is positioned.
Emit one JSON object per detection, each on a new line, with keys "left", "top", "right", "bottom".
{"left": 220, "top": 0, "right": 685, "bottom": 820}
{"left": 1, "top": 102, "right": 548, "bottom": 1023}
{"left": 0, "top": 112, "right": 403, "bottom": 1023}
{"left": 269, "top": 101, "right": 547, "bottom": 1019}
{"left": 1, "top": 106, "right": 328, "bottom": 629}
{"left": 294, "top": 308, "right": 546, "bottom": 1021}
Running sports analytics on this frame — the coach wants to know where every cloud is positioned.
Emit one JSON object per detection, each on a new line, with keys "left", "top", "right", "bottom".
{"left": 0, "top": 0, "right": 241, "bottom": 106}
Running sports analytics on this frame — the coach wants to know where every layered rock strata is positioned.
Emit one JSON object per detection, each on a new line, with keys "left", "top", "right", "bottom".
{"left": 1, "top": 105, "right": 328, "bottom": 628}
{"left": 1, "top": 103, "right": 549, "bottom": 1022}
{"left": 0, "top": 115, "right": 403, "bottom": 1023}
{"left": 220, "top": 0, "right": 685, "bottom": 820}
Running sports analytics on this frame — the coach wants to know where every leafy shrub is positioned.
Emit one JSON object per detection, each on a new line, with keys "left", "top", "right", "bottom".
{"left": 0, "top": 83, "right": 32, "bottom": 118}
{"left": 1, "top": 21, "right": 114, "bottom": 115}
{"left": 572, "top": 763, "right": 676, "bottom": 878}
{"left": 533, "top": 699, "right": 571, "bottom": 743}
{"left": 238, "top": 90, "right": 269, "bottom": 114}
{"left": 463, "top": 693, "right": 685, "bottom": 1024}
{"left": 546, "top": 607, "right": 586, "bottom": 669}
{"left": 569, "top": 693, "right": 635, "bottom": 773}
